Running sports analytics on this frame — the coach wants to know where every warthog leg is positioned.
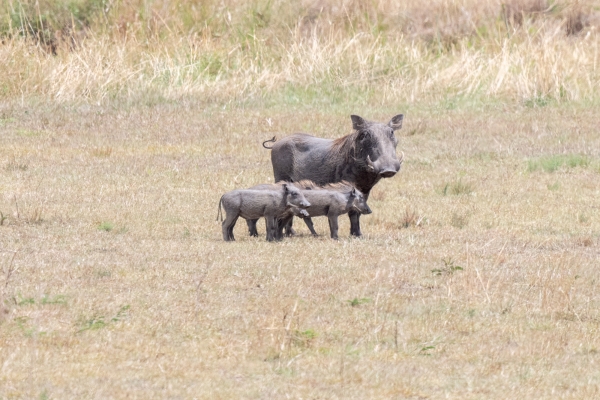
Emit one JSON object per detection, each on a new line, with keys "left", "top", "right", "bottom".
{"left": 349, "top": 210, "right": 362, "bottom": 237}
{"left": 246, "top": 218, "right": 259, "bottom": 237}
{"left": 328, "top": 215, "right": 340, "bottom": 240}
{"left": 222, "top": 214, "right": 239, "bottom": 241}
{"left": 275, "top": 215, "right": 292, "bottom": 240}
{"left": 302, "top": 217, "right": 318, "bottom": 236}
{"left": 279, "top": 216, "right": 316, "bottom": 237}
{"left": 284, "top": 218, "right": 297, "bottom": 237}
{"left": 265, "top": 216, "right": 278, "bottom": 242}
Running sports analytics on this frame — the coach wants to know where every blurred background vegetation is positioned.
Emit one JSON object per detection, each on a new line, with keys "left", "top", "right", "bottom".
{"left": 2, "top": 0, "right": 596, "bottom": 48}
{"left": 0, "top": 0, "right": 598, "bottom": 106}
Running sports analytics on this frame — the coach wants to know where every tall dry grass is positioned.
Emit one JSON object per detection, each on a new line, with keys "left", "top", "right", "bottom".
{"left": 1, "top": 0, "right": 599, "bottom": 106}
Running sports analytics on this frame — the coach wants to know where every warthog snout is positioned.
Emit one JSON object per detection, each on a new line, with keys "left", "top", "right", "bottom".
{"left": 378, "top": 168, "right": 397, "bottom": 178}
{"left": 362, "top": 205, "right": 373, "bottom": 214}
{"left": 370, "top": 152, "right": 403, "bottom": 178}
{"left": 300, "top": 200, "right": 311, "bottom": 208}
{"left": 377, "top": 160, "right": 401, "bottom": 178}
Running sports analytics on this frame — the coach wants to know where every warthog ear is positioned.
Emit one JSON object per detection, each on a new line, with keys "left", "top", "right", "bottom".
{"left": 350, "top": 187, "right": 357, "bottom": 197}
{"left": 388, "top": 114, "right": 404, "bottom": 130}
{"left": 351, "top": 115, "right": 367, "bottom": 131}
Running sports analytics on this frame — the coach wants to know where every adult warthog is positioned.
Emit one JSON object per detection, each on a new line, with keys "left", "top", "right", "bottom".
{"left": 262, "top": 114, "right": 404, "bottom": 237}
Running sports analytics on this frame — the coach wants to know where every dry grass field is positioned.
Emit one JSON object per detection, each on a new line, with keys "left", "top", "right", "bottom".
{"left": 2, "top": 0, "right": 600, "bottom": 398}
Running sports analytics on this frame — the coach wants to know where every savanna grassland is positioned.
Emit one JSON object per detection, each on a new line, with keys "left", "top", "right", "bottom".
{"left": 1, "top": 0, "right": 600, "bottom": 398}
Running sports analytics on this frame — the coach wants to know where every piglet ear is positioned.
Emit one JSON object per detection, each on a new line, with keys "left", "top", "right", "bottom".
{"left": 351, "top": 187, "right": 357, "bottom": 197}
{"left": 351, "top": 115, "right": 367, "bottom": 131}
{"left": 388, "top": 114, "right": 404, "bottom": 130}
{"left": 283, "top": 183, "right": 289, "bottom": 193}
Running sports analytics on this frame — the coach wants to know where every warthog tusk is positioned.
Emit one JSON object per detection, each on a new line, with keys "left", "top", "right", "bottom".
{"left": 398, "top": 151, "right": 405, "bottom": 164}
{"left": 366, "top": 155, "right": 375, "bottom": 171}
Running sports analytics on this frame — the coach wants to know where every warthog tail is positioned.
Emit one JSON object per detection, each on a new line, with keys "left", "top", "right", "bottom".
{"left": 262, "top": 136, "right": 276, "bottom": 149}
{"left": 217, "top": 196, "right": 224, "bottom": 222}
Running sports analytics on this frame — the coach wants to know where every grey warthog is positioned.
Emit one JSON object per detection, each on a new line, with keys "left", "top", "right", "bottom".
{"left": 282, "top": 181, "right": 372, "bottom": 240}
{"left": 243, "top": 181, "right": 298, "bottom": 238}
{"left": 217, "top": 183, "right": 310, "bottom": 242}
{"left": 246, "top": 181, "right": 372, "bottom": 239}
{"left": 262, "top": 114, "right": 404, "bottom": 236}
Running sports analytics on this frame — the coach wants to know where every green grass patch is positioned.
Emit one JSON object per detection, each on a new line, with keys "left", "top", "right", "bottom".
{"left": 0, "top": 211, "right": 8, "bottom": 225}
{"left": 523, "top": 95, "right": 553, "bottom": 108}
{"left": 97, "top": 221, "right": 114, "bottom": 232}
{"left": 78, "top": 305, "right": 130, "bottom": 333}
{"left": 15, "top": 294, "right": 67, "bottom": 306}
{"left": 348, "top": 297, "right": 371, "bottom": 307}
{"left": 41, "top": 294, "right": 67, "bottom": 305}
{"left": 0, "top": 117, "right": 16, "bottom": 125}
{"left": 440, "top": 179, "right": 473, "bottom": 196}
{"left": 1, "top": 0, "right": 106, "bottom": 44}
{"left": 17, "top": 296, "right": 36, "bottom": 306}
{"left": 547, "top": 181, "right": 560, "bottom": 191}
{"left": 5, "top": 160, "right": 28, "bottom": 171}
{"left": 264, "top": 84, "right": 374, "bottom": 110}
{"left": 17, "top": 129, "right": 41, "bottom": 137}
{"left": 78, "top": 315, "right": 107, "bottom": 332}
{"left": 528, "top": 154, "right": 590, "bottom": 173}
{"left": 432, "top": 258, "right": 464, "bottom": 276}
{"left": 292, "top": 329, "right": 318, "bottom": 348}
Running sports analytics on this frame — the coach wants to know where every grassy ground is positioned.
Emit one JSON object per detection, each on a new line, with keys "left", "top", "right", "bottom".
{"left": 2, "top": 0, "right": 600, "bottom": 398}
{"left": 1, "top": 101, "right": 599, "bottom": 398}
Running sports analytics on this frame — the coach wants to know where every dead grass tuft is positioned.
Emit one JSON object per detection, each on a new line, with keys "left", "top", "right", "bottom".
{"left": 0, "top": 251, "right": 18, "bottom": 321}
{"left": 576, "top": 236, "right": 594, "bottom": 247}
{"left": 502, "top": 0, "right": 550, "bottom": 27}
{"left": 565, "top": 2, "right": 592, "bottom": 36}
{"left": 399, "top": 206, "right": 425, "bottom": 228}
{"left": 450, "top": 212, "right": 470, "bottom": 229}
{"left": 4, "top": 157, "right": 28, "bottom": 172}
{"left": 440, "top": 179, "right": 474, "bottom": 196}
{"left": 90, "top": 146, "right": 113, "bottom": 158}
{"left": 369, "top": 188, "right": 386, "bottom": 202}
{"left": 404, "top": 119, "right": 428, "bottom": 137}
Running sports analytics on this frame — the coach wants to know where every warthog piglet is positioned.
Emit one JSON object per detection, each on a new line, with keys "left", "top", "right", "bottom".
{"left": 217, "top": 183, "right": 310, "bottom": 242}
{"left": 281, "top": 182, "right": 372, "bottom": 240}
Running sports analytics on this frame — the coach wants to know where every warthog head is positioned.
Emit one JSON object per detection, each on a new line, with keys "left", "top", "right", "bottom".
{"left": 284, "top": 183, "right": 311, "bottom": 209}
{"left": 350, "top": 188, "right": 372, "bottom": 215}
{"left": 351, "top": 114, "right": 404, "bottom": 179}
